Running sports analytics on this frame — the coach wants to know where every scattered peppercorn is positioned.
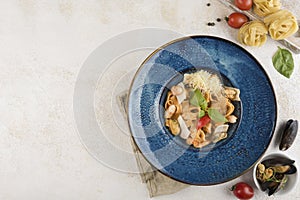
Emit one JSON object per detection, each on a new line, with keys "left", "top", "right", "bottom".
{"left": 216, "top": 18, "right": 221, "bottom": 22}
{"left": 207, "top": 22, "right": 215, "bottom": 26}
{"left": 206, "top": 3, "right": 211, "bottom": 6}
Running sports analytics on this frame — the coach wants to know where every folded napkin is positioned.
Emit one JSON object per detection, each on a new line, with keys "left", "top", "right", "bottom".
{"left": 117, "top": 91, "right": 188, "bottom": 197}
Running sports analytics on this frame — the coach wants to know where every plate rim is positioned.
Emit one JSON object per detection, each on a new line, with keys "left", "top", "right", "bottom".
{"left": 127, "top": 35, "right": 278, "bottom": 185}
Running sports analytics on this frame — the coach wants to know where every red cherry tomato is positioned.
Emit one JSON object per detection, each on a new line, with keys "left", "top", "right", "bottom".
{"left": 231, "top": 182, "right": 254, "bottom": 200}
{"left": 226, "top": 12, "right": 249, "bottom": 29}
{"left": 197, "top": 115, "right": 210, "bottom": 130}
{"left": 234, "top": 0, "right": 253, "bottom": 10}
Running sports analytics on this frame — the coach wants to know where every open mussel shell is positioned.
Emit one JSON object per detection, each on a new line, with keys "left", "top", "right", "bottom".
{"left": 267, "top": 181, "right": 280, "bottom": 196}
{"left": 261, "top": 157, "right": 295, "bottom": 167}
{"left": 259, "top": 181, "right": 271, "bottom": 191}
{"left": 279, "top": 119, "right": 298, "bottom": 151}
{"left": 284, "top": 165, "right": 297, "bottom": 175}
{"left": 267, "top": 174, "right": 288, "bottom": 196}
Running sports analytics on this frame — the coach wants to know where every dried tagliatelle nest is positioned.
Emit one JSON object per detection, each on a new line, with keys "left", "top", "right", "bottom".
{"left": 264, "top": 9, "right": 299, "bottom": 40}
{"left": 253, "top": 0, "right": 281, "bottom": 17}
{"left": 238, "top": 20, "right": 268, "bottom": 46}
{"left": 236, "top": 0, "right": 298, "bottom": 47}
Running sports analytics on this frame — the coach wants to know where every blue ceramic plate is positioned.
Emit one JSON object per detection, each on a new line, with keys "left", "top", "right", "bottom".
{"left": 127, "top": 36, "right": 277, "bottom": 185}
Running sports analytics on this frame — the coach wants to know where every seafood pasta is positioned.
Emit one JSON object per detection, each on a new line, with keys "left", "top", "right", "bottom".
{"left": 164, "top": 70, "right": 241, "bottom": 148}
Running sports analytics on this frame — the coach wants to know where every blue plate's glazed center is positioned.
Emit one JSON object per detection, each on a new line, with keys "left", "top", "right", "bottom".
{"left": 159, "top": 67, "right": 242, "bottom": 152}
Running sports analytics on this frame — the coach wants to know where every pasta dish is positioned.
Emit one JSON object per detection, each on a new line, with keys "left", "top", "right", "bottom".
{"left": 164, "top": 70, "right": 241, "bottom": 148}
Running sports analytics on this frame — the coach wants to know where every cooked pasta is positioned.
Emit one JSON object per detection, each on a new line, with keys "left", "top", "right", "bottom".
{"left": 164, "top": 70, "right": 241, "bottom": 149}
{"left": 238, "top": 20, "right": 268, "bottom": 47}
{"left": 263, "top": 10, "right": 299, "bottom": 40}
{"left": 253, "top": 0, "right": 281, "bottom": 17}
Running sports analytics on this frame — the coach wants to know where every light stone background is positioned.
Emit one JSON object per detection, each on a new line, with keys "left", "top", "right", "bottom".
{"left": 0, "top": 0, "right": 300, "bottom": 199}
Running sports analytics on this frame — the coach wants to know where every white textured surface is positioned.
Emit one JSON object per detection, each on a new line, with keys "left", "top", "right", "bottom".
{"left": 0, "top": 0, "right": 299, "bottom": 199}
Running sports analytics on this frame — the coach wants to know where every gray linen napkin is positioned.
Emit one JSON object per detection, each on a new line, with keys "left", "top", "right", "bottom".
{"left": 117, "top": 91, "right": 188, "bottom": 197}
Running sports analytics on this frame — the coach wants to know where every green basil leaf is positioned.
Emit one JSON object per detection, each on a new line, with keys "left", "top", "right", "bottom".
{"left": 190, "top": 89, "right": 207, "bottom": 110}
{"left": 198, "top": 110, "right": 206, "bottom": 118}
{"left": 272, "top": 47, "right": 294, "bottom": 78}
{"left": 207, "top": 108, "right": 228, "bottom": 123}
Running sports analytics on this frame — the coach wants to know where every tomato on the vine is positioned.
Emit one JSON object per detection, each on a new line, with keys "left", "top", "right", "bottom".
{"left": 226, "top": 12, "right": 249, "bottom": 29}
{"left": 231, "top": 182, "right": 254, "bottom": 200}
{"left": 234, "top": 0, "right": 253, "bottom": 10}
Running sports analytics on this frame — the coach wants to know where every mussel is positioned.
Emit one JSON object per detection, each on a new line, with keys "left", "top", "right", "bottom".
{"left": 266, "top": 174, "right": 288, "bottom": 196}
{"left": 262, "top": 157, "right": 295, "bottom": 166}
{"left": 256, "top": 156, "right": 297, "bottom": 196}
{"left": 279, "top": 119, "right": 298, "bottom": 151}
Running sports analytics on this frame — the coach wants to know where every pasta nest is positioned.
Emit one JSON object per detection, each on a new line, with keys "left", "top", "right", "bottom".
{"left": 238, "top": 20, "right": 268, "bottom": 47}
{"left": 263, "top": 10, "right": 299, "bottom": 40}
{"left": 253, "top": 0, "right": 281, "bottom": 17}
